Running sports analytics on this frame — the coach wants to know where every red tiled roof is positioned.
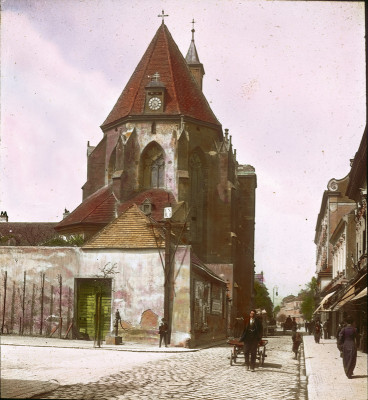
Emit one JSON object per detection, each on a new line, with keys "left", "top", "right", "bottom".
{"left": 0, "top": 223, "right": 57, "bottom": 246}
{"left": 118, "top": 189, "right": 176, "bottom": 221}
{"left": 102, "top": 23, "right": 220, "bottom": 128}
{"left": 55, "top": 187, "right": 176, "bottom": 233}
{"left": 55, "top": 185, "right": 117, "bottom": 231}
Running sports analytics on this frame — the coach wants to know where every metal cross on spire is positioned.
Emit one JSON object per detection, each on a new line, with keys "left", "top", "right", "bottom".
{"left": 158, "top": 10, "right": 169, "bottom": 24}
{"left": 191, "top": 18, "right": 196, "bottom": 41}
{"left": 152, "top": 72, "right": 160, "bottom": 82}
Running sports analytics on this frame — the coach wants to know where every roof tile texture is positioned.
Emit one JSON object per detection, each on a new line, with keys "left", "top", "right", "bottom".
{"left": 55, "top": 186, "right": 116, "bottom": 230}
{"left": 83, "top": 204, "right": 164, "bottom": 249}
{"left": 102, "top": 24, "right": 220, "bottom": 127}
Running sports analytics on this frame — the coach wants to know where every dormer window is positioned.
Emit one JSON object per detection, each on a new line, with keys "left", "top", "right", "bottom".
{"left": 140, "top": 199, "right": 152, "bottom": 215}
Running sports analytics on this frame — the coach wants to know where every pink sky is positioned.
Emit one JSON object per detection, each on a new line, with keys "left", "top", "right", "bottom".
{"left": 0, "top": 0, "right": 365, "bottom": 300}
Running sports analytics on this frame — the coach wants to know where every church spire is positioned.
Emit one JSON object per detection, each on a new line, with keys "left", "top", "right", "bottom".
{"left": 185, "top": 19, "right": 205, "bottom": 90}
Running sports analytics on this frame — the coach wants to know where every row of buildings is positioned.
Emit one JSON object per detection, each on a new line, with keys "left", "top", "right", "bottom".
{"left": 0, "top": 21, "right": 256, "bottom": 347}
{"left": 277, "top": 295, "right": 304, "bottom": 326}
{"left": 313, "top": 130, "right": 367, "bottom": 352}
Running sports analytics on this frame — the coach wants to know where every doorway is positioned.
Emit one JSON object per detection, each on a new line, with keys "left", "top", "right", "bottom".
{"left": 75, "top": 278, "right": 112, "bottom": 340}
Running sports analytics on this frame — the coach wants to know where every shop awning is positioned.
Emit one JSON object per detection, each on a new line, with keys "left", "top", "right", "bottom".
{"left": 332, "top": 273, "right": 367, "bottom": 310}
{"left": 332, "top": 286, "right": 356, "bottom": 310}
{"left": 352, "top": 287, "right": 367, "bottom": 302}
{"left": 313, "top": 291, "right": 335, "bottom": 314}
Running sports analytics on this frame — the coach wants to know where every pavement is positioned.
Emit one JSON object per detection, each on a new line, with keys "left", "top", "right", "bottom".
{"left": 303, "top": 334, "right": 367, "bottom": 400}
{"left": 0, "top": 334, "right": 207, "bottom": 400}
{"left": 0, "top": 334, "right": 202, "bottom": 353}
{"left": 1, "top": 332, "right": 367, "bottom": 399}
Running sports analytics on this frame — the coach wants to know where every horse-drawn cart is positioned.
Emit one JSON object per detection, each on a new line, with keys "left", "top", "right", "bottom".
{"left": 227, "top": 339, "right": 268, "bottom": 366}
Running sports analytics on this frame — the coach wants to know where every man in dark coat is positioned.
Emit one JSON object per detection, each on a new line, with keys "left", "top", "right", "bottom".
{"left": 240, "top": 310, "right": 263, "bottom": 372}
{"left": 339, "top": 315, "right": 357, "bottom": 379}
{"left": 159, "top": 318, "right": 168, "bottom": 348}
{"left": 314, "top": 319, "right": 322, "bottom": 343}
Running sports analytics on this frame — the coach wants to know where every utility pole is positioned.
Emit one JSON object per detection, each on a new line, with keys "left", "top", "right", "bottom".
{"left": 163, "top": 205, "right": 172, "bottom": 344}
{"left": 150, "top": 200, "right": 189, "bottom": 346}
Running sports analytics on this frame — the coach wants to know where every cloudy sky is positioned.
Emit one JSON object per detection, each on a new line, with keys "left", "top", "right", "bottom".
{"left": 0, "top": 0, "right": 365, "bottom": 301}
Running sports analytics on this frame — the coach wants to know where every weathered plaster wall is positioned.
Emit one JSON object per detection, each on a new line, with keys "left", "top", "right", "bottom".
{"left": 0, "top": 247, "right": 80, "bottom": 336}
{"left": 80, "top": 249, "right": 165, "bottom": 326}
{"left": 0, "top": 245, "right": 193, "bottom": 346}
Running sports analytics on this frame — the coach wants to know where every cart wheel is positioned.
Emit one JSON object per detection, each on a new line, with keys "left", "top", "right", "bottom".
{"left": 261, "top": 350, "right": 266, "bottom": 366}
{"left": 258, "top": 349, "right": 263, "bottom": 366}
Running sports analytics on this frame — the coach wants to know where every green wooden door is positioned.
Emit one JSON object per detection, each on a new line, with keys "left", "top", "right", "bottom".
{"left": 76, "top": 279, "right": 112, "bottom": 340}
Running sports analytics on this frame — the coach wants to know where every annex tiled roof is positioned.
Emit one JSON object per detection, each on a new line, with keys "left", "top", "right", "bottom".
{"left": 0, "top": 223, "right": 57, "bottom": 246}
{"left": 102, "top": 23, "right": 220, "bottom": 128}
{"left": 55, "top": 185, "right": 117, "bottom": 231}
{"left": 83, "top": 204, "right": 164, "bottom": 249}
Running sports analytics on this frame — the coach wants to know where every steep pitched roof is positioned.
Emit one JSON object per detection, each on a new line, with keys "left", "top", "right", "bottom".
{"left": 102, "top": 23, "right": 220, "bottom": 128}
{"left": 185, "top": 38, "right": 202, "bottom": 65}
{"left": 55, "top": 185, "right": 117, "bottom": 231}
{"left": 83, "top": 204, "right": 164, "bottom": 249}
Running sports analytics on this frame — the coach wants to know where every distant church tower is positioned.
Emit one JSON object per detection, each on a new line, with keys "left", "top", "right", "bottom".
{"left": 55, "top": 17, "right": 256, "bottom": 317}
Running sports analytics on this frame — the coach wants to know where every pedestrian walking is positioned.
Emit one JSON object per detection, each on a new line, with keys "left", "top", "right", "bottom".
{"left": 284, "top": 315, "right": 292, "bottom": 334}
{"left": 323, "top": 319, "right": 329, "bottom": 339}
{"left": 308, "top": 320, "right": 314, "bottom": 335}
{"left": 314, "top": 319, "right": 322, "bottom": 343}
{"left": 292, "top": 332, "right": 302, "bottom": 359}
{"left": 159, "top": 318, "right": 168, "bottom": 348}
{"left": 239, "top": 309, "right": 263, "bottom": 372}
{"left": 291, "top": 317, "right": 297, "bottom": 341}
{"left": 336, "top": 321, "right": 346, "bottom": 357}
{"left": 338, "top": 315, "right": 357, "bottom": 379}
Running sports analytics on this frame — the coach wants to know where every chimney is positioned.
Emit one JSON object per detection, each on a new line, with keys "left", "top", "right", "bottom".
{"left": 0, "top": 211, "right": 8, "bottom": 223}
{"left": 63, "top": 208, "right": 70, "bottom": 219}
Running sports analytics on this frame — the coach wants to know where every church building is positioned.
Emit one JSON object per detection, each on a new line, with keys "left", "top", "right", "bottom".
{"left": 55, "top": 18, "right": 256, "bottom": 341}
{"left": 0, "top": 18, "right": 256, "bottom": 347}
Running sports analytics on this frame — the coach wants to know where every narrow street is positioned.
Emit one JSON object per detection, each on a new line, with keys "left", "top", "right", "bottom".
{"left": 1, "top": 334, "right": 306, "bottom": 400}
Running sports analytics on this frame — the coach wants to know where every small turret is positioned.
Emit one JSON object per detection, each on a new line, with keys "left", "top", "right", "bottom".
{"left": 185, "top": 19, "right": 205, "bottom": 90}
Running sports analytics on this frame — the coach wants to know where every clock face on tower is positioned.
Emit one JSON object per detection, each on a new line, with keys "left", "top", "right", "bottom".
{"left": 148, "top": 97, "right": 162, "bottom": 111}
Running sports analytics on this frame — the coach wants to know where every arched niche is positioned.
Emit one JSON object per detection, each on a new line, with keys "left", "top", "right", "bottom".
{"left": 139, "top": 141, "right": 166, "bottom": 189}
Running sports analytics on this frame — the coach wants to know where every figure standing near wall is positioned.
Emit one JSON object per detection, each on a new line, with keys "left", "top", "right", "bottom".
{"left": 159, "top": 318, "right": 168, "bottom": 348}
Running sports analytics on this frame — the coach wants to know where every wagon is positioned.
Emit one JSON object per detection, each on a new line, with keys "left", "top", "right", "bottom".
{"left": 227, "top": 339, "right": 268, "bottom": 366}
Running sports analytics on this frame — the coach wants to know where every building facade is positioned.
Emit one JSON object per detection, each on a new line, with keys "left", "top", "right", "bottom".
{"left": 313, "top": 130, "right": 367, "bottom": 352}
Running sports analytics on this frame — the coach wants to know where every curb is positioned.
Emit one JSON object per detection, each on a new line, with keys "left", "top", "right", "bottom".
{"left": 299, "top": 341, "right": 308, "bottom": 400}
{"left": 0, "top": 342, "right": 200, "bottom": 353}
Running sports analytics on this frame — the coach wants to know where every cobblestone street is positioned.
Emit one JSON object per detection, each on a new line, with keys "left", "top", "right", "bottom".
{"left": 25, "top": 335, "right": 305, "bottom": 400}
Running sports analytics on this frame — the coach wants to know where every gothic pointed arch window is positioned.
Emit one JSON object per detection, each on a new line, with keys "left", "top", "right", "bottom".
{"left": 140, "top": 142, "right": 165, "bottom": 189}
